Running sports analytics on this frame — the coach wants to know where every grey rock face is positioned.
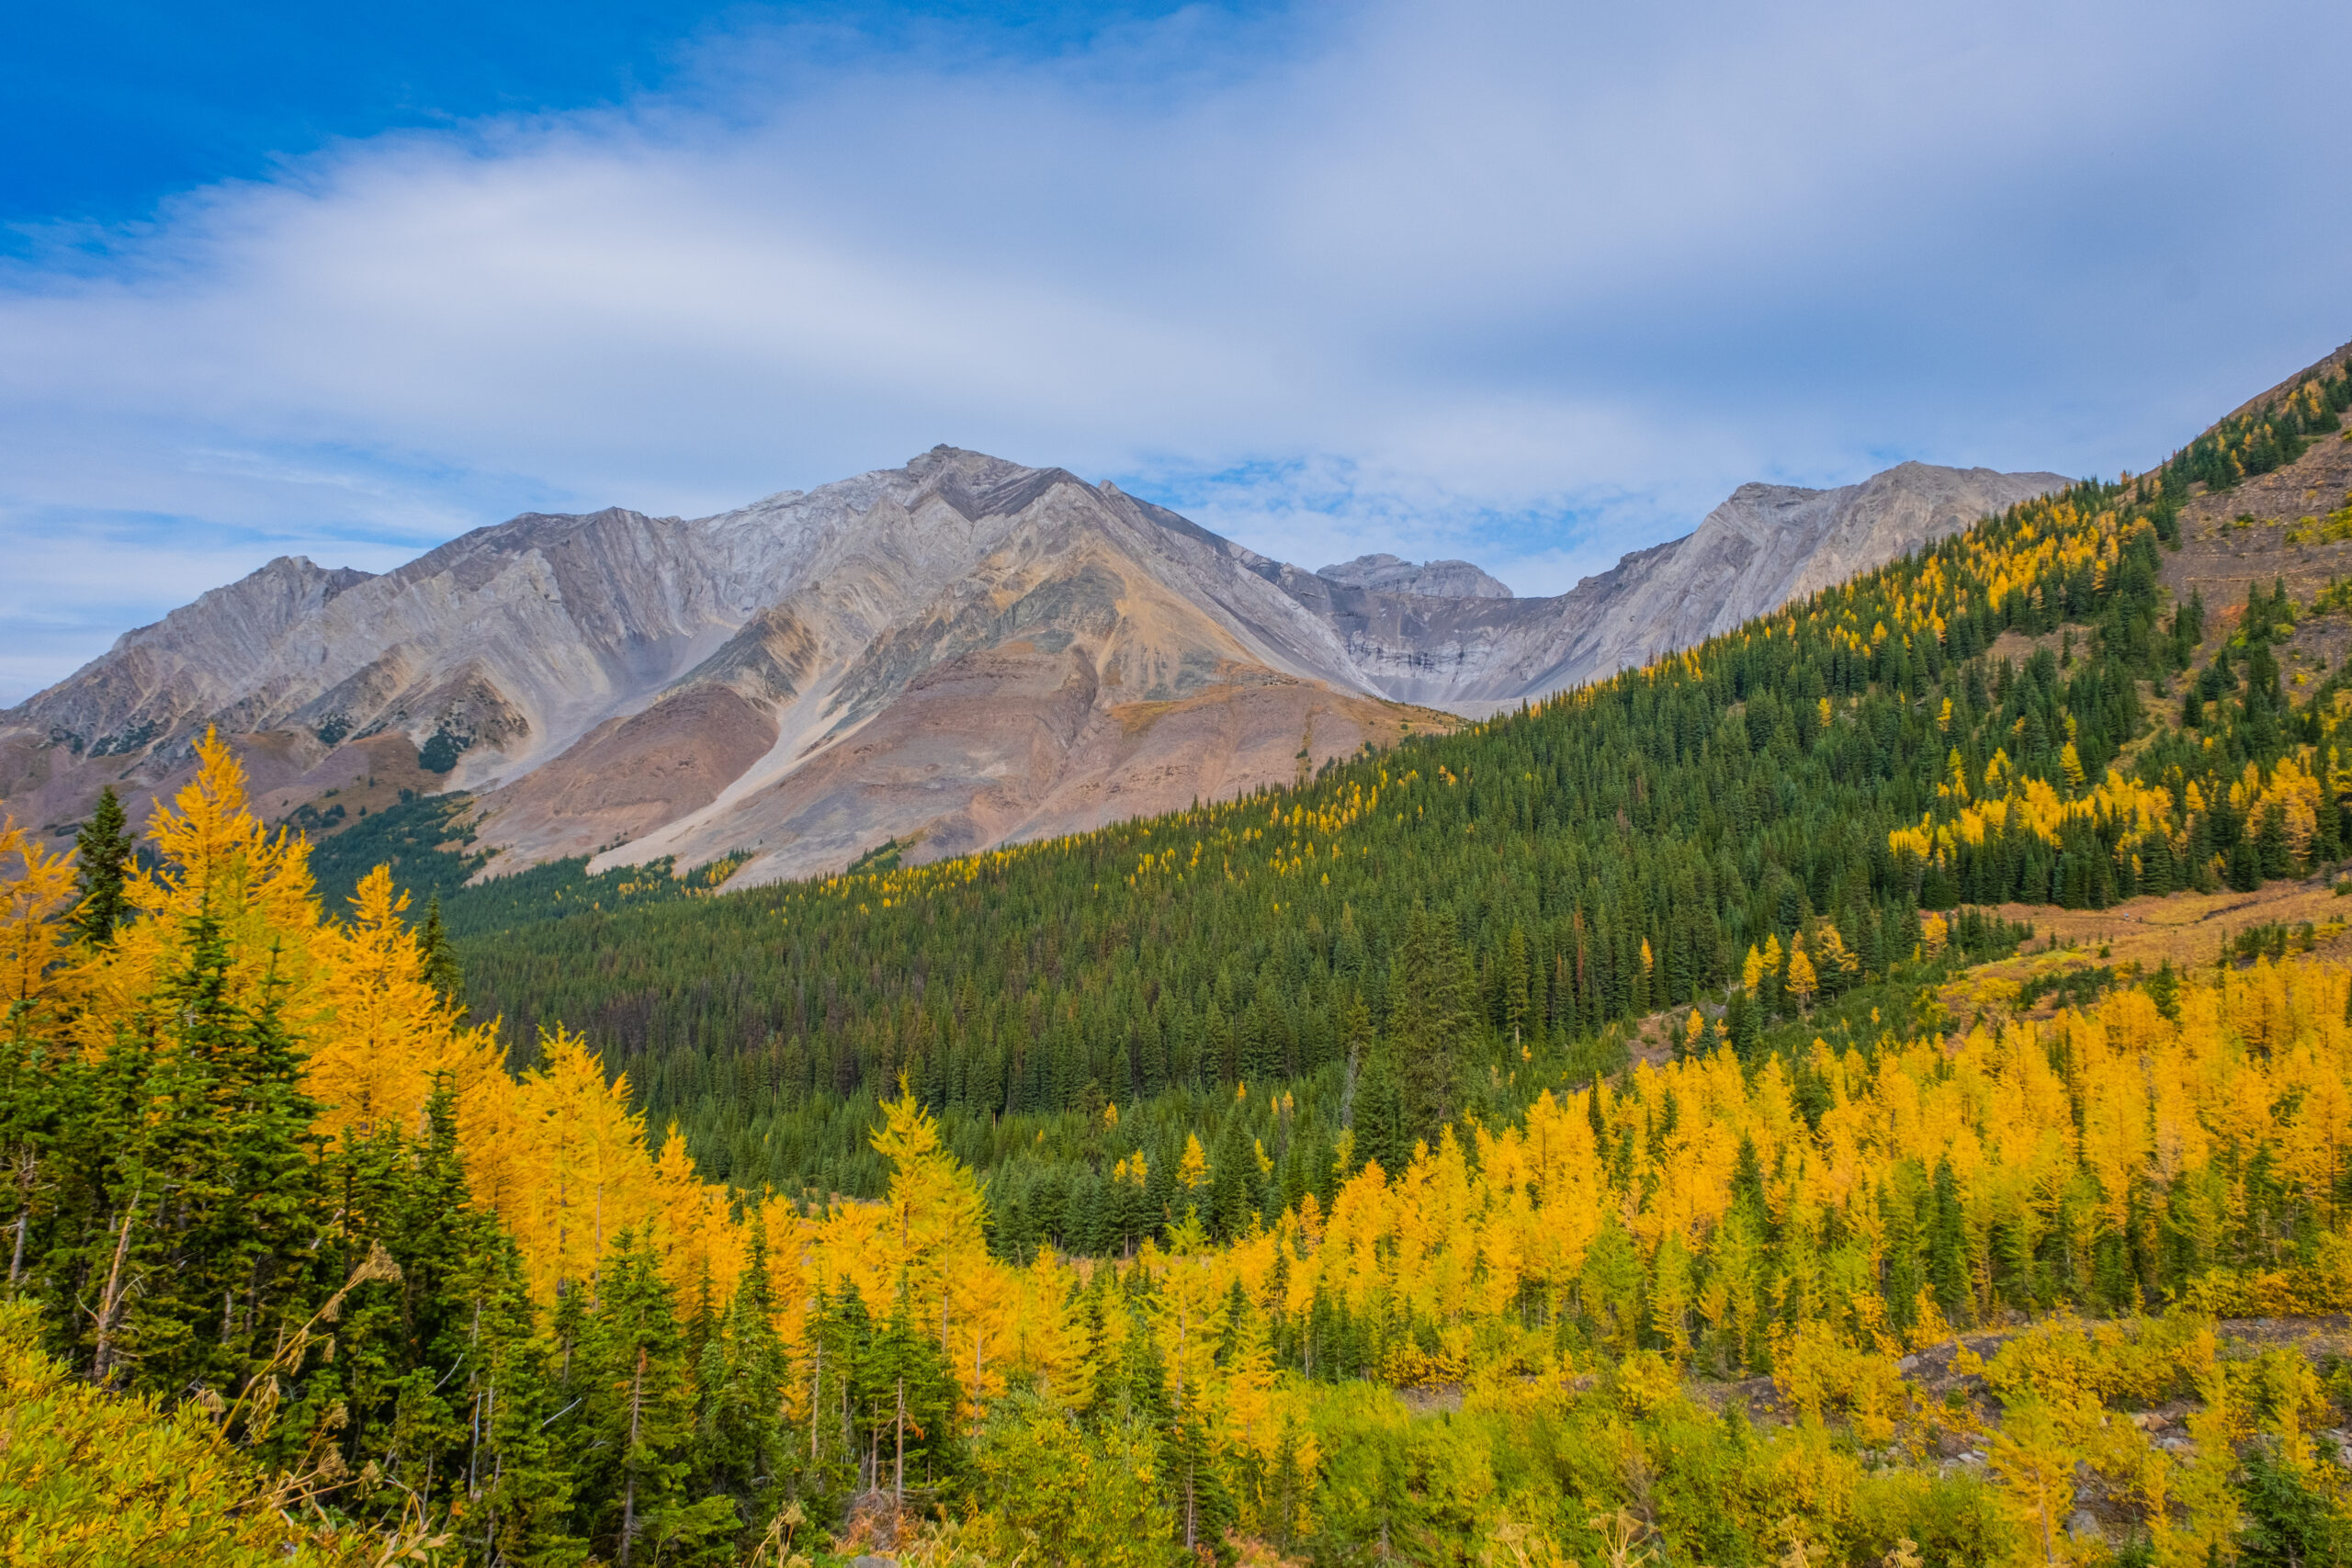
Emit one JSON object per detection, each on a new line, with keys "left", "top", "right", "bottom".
{"left": 1316, "top": 553, "right": 1513, "bottom": 599}
{"left": 1268, "top": 460, "right": 2073, "bottom": 711}
{"left": 1514, "top": 461, "right": 2075, "bottom": 695}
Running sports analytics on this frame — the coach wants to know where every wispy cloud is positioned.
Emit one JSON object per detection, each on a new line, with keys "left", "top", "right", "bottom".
{"left": 3, "top": 0, "right": 2346, "bottom": 702}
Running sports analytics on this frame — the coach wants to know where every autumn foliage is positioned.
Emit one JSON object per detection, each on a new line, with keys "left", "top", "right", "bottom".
{"left": 6, "top": 731, "right": 2352, "bottom": 1565}
{"left": 16, "top": 367, "right": 2352, "bottom": 1560}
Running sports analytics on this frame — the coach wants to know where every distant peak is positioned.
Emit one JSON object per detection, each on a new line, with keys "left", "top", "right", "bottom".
{"left": 250, "top": 555, "right": 377, "bottom": 594}
{"left": 1316, "top": 553, "right": 1512, "bottom": 600}
{"left": 255, "top": 552, "right": 368, "bottom": 578}
{"left": 907, "top": 443, "right": 1023, "bottom": 473}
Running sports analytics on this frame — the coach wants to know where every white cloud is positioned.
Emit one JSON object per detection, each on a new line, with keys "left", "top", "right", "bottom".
{"left": 4, "top": 0, "right": 2347, "bottom": 701}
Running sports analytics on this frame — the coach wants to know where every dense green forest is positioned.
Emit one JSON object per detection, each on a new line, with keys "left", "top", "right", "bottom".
{"left": 303, "top": 787, "right": 488, "bottom": 910}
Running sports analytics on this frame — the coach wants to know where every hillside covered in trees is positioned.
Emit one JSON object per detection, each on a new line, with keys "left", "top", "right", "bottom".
{"left": 6, "top": 733, "right": 2352, "bottom": 1566}
{"left": 6, "top": 354, "right": 2352, "bottom": 1565}
{"left": 373, "top": 365, "right": 2352, "bottom": 1247}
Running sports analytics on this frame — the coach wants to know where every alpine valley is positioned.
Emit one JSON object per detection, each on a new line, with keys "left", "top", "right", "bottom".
{"left": 10, "top": 343, "right": 2352, "bottom": 1568}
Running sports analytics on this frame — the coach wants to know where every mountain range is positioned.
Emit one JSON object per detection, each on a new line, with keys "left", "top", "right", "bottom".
{"left": 0, "top": 451, "right": 2066, "bottom": 886}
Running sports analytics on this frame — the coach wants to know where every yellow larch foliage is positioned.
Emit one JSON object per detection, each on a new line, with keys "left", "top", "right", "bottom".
{"left": 505, "top": 1024, "right": 657, "bottom": 1303}
{"left": 0, "top": 810, "right": 77, "bottom": 1027}
{"left": 1133, "top": 954, "right": 2352, "bottom": 1380}
{"left": 1179, "top": 1132, "right": 1210, "bottom": 1190}
{"left": 0, "top": 733, "right": 1336, "bottom": 1480}
{"left": 6, "top": 731, "right": 754, "bottom": 1324}
{"left": 307, "top": 865, "right": 515, "bottom": 1158}
{"left": 649, "top": 1122, "right": 745, "bottom": 1305}
{"left": 1785, "top": 942, "right": 1817, "bottom": 1010}
{"left": 996, "top": 1246, "right": 1084, "bottom": 1401}
{"left": 70, "top": 731, "right": 327, "bottom": 1063}
{"left": 1813, "top": 923, "right": 1860, "bottom": 987}
{"left": 20, "top": 713, "right": 2352, "bottom": 1547}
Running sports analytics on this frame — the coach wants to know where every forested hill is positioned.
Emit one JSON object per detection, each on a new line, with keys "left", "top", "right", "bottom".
{"left": 398, "top": 354, "right": 2352, "bottom": 1243}
{"left": 12, "top": 348, "right": 2352, "bottom": 1567}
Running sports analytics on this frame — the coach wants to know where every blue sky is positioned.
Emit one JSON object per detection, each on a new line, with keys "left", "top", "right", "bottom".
{"left": 3, "top": 0, "right": 2348, "bottom": 703}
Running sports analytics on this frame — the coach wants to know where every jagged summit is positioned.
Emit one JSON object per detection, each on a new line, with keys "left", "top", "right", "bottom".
{"left": 1, "top": 447, "right": 2065, "bottom": 885}
{"left": 1316, "top": 553, "right": 1513, "bottom": 599}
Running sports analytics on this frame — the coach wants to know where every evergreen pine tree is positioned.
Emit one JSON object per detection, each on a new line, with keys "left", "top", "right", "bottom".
{"left": 417, "top": 891, "right": 467, "bottom": 1010}
{"left": 364, "top": 1074, "right": 519, "bottom": 1499}
{"left": 1500, "top": 923, "right": 1531, "bottom": 1044}
{"left": 1724, "top": 987, "right": 1761, "bottom": 1064}
{"left": 1928, "top": 1157, "right": 1972, "bottom": 1325}
{"left": 1878, "top": 1167, "right": 1925, "bottom": 1334}
{"left": 2256, "top": 803, "right": 2292, "bottom": 880}
{"left": 858, "top": 1303, "right": 960, "bottom": 1508}
{"left": 2230, "top": 833, "right": 2266, "bottom": 892}
{"left": 1207, "top": 1114, "right": 1253, "bottom": 1241}
{"left": 95, "top": 916, "right": 325, "bottom": 1398}
{"left": 2146, "top": 958, "right": 2181, "bottom": 1021}
{"left": 481, "top": 1332, "right": 589, "bottom": 1567}
{"left": 1388, "top": 908, "right": 1472, "bottom": 1141}
{"left": 69, "top": 785, "right": 133, "bottom": 946}
{"left": 581, "top": 1229, "right": 728, "bottom": 1564}
{"left": 695, "top": 1212, "right": 789, "bottom": 1537}
{"left": 1351, "top": 1038, "right": 1409, "bottom": 1177}
{"left": 1163, "top": 1373, "right": 1231, "bottom": 1553}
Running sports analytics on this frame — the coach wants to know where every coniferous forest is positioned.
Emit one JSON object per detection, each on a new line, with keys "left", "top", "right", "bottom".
{"left": 410, "top": 367, "right": 2352, "bottom": 1234}
{"left": 5, "top": 366, "right": 2352, "bottom": 1565}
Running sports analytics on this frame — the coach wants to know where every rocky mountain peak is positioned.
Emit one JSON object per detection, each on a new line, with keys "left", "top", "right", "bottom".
{"left": 3, "top": 447, "right": 2067, "bottom": 886}
{"left": 1316, "top": 553, "right": 1514, "bottom": 599}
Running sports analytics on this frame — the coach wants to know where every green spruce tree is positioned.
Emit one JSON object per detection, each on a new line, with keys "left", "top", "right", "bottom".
{"left": 69, "top": 785, "right": 133, "bottom": 945}
{"left": 417, "top": 891, "right": 466, "bottom": 1011}
{"left": 582, "top": 1228, "right": 731, "bottom": 1565}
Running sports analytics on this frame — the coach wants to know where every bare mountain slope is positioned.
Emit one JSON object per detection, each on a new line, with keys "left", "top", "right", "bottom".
{"left": 0, "top": 449, "right": 1446, "bottom": 885}
{"left": 0, "top": 448, "right": 2065, "bottom": 886}
{"left": 1506, "top": 460, "right": 2076, "bottom": 698}
{"left": 1255, "top": 461, "right": 2073, "bottom": 711}
{"left": 484, "top": 467, "right": 1438, "bottom": 882}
